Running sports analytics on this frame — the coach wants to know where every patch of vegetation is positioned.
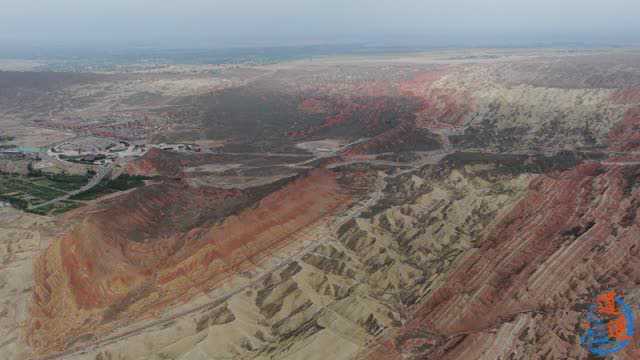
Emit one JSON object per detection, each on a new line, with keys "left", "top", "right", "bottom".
{"left": 58, "top": 154, "right": 107, "bottom": 164}
{"left": 26, "top": 205, "right": 54, "bottom": 216}
{"left": 0, "top": 135, "right": 17, "bottom": 151}
{"left": 29, "top": 200, "right": 84, "bottom": 216}
{"left": 0, "top": 173, "right": 67, "bottom": 202}
{"left": 0, "top": 194, "right": 81, "bottom": 216}
{"left": 443, "top": 150, "right": 595, "bottom": 176}
{"left": 377, "top": 151, "right": 422, "bottom": 163}
{"left": 450, "top": 118, "right": 530, "bottom": 151}
{"left": 621, "top": 165, "right": 640, "bottom": 196}
{"left": 27, "top": 165, "right": 91, "bottom": 191}
{"left": 70, "top": 174, "right": 151, "bottom": 200}
{"left": 0, "top": 144, "right": 17, "bottom": 150}
{"left": 44, "top": 173, "right": 90, "bottom": 191}
{"left": 0, "top": 169, "right": 91, "bottom": 214}
{"left": 0, "top": 195, "right": 29, "bottom": 210}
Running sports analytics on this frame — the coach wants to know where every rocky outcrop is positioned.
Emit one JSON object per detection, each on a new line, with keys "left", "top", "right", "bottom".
{"left": 125, "top": 148, "right": 184, "bottom": 177}
{"left": 343, "top": 120, "right": 442, "bottom": 155}
{"left": 12, "top": 52, "right": 640, "bottom": 360}
{"left": 361, "top": 161, "right": 640, "bottom": 359}
{"left": 25, "top": 168, "right": 356, "bottom": 355}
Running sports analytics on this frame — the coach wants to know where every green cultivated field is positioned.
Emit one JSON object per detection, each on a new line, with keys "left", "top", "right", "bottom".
{"left": 70, "top": 174, "right": 150, "bottom": 200}
{"left": 0, "top": 171, "right": 89, "bottom": 215}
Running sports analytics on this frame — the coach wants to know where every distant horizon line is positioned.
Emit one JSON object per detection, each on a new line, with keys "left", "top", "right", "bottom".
{"left": 2, "top": 39, "right": 640, "bottom": 60}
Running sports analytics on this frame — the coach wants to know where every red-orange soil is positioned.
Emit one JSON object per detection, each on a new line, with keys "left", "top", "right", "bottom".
{"left": 26, "top": 169, "right": 354, "bottom": 354}
{"left": 362, "top": 160, "right": 640, "bottom": 359}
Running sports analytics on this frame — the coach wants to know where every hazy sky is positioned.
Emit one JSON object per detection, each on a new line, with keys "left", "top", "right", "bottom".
{"left": 0, "top": 0, "right": 638, "bottom": 48}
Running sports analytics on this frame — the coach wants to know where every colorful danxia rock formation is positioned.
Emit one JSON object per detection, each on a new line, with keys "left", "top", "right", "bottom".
{"left": 3, "top": 49, "right": 640, "bottom": 360}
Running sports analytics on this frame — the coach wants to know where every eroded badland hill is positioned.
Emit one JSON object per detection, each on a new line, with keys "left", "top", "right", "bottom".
{"left": 2, "top": 49, "right": 640, "bottom": 359}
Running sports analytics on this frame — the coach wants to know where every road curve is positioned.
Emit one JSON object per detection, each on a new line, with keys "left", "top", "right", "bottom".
{"left": 29, "top": 165, "right": 113, "bottom": 210}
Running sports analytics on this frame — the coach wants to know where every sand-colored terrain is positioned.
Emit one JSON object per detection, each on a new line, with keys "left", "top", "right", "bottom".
{"left": 2, "top": 49, "right": 640, "bottom": 359}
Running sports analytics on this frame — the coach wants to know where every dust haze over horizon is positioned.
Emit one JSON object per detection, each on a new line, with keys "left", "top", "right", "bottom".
{"left": 0, "top": 0, "right": 639, "bottom": 52}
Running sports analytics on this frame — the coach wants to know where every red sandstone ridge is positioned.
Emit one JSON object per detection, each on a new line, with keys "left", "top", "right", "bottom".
{"left": 611, "top": 88, "right": 640, "bottom": 105}
{"left": 292, "top": 71, "right": 461, "bottom": 154}
{"left": 399, "top": 69, "right": 473, "bottom": 129}
{"left": 26, "top": 168, "right": 356, "bottom": 355}
{"left": 357, "top": 84, "right": 640, "bottom": 359}
{"left": 298, "top": 98, "right": 329, "bottom": 114}
{"left": 398, "top": 70, "right": 446, "bottom": 98}
{"left": 361, "top": 162, "right": 640, "bottom": 359}
{"left": 339, "top": 71, "right": 471, "bottom": 156}
{"left": 126, "top": 148, "right": 185, "bottom": 177}
{"left": 288, "top": 95, "right": 419, "bottom": 138}
{"left": 607, "top": 88, "right": 640, "bottom": 152}
{"left": 415, "top": 88, "right": 474, "bottom": 129}
{"left": 608, "top": 107, "right": 640, "bottom": 152}
{"left": 287, "top": 70, "right": 471, "bottom": 156}
{"left": 342, "top": 120, "right": 442, "bottom": 156}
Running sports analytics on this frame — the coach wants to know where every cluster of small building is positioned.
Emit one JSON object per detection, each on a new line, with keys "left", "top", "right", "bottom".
{"left": 49, "top": 140, "right": 200, "bottom": 165}
{"left": 0, "top": 148, "right": 42, "bottom": 160}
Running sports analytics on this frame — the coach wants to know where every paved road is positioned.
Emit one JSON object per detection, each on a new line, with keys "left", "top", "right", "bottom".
{"left": 29, "top": 165, "right": 113, "bottom": 210}
{"left": 30, "top": 130, "right": 454, "bottom": 358}
{"left": 32, "top": 154, "right": 394, "bottom": 360}
{"left": 207, "top": 151, "right": 313, "bottom": 158}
